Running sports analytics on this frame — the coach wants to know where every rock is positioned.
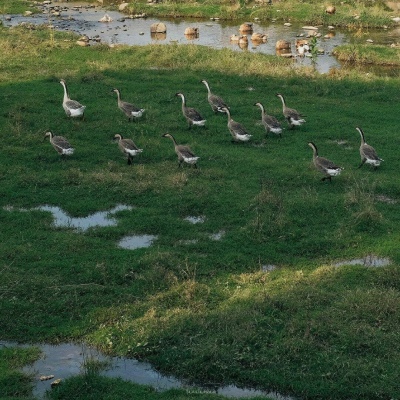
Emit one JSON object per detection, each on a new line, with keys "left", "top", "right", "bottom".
{"left": 51, "top": 379, "right": 62, "bottom": 388}
{"left": 366, "top": 39, "right": 374, "bottom": 43}
{"left": 150, "top": 22, "right": 166, "bottom": 33}
{"left": 24, "top": 11, "right": 33, "bottom": 16}
{"left": 40, "top": 375, "right": 54, "bottom": 381}
{"left": 302, "top": 25, "right": 318, "bottom": 30}
{"left": 325, "top": 5, "right": 336, "bottom": 14}
{"left": 184, "top": 27, "right": 199, "bottom": 36}
{"left": 275, "top": 39, "right": 291, "bottom": 50}
{"left": 284, "top": 22, "right": 292, "bottom": 27}
{"left": 119, "top": 2, "right": 129, "bottom": 11}
{"left": 239, "top": 23, "right": 253, "bottom": 33}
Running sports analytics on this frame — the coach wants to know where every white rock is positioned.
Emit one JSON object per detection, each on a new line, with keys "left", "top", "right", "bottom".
{"left": 119, "top": 2, "right": 129, "bottom": 11}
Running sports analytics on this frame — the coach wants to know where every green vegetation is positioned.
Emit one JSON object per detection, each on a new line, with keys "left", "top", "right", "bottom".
{"left": 333, "top": 43, "right": 400, "bottom": 66}
{"left": 47, "top": 375, "right": 259, "bottom": 400}
{"left": 0, "top": 11, "right": 400, "bottom": 400}
{"left": 121, "top": 0, "right": 396, "bottom": 28}
{"left": 0, "top": 0, "right": 37, "bottom": 15}
{"left": 0, "top": 346, "right": 41, "bottom": 400}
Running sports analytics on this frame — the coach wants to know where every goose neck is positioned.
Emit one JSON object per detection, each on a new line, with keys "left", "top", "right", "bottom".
{"left": 356, "top": 127, "right": 366, "bottom": 144}
{"left": 61, "top": 81, "right": 69, "bottom": 101}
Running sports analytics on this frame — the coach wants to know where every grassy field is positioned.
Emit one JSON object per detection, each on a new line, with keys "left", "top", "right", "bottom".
{"left": 0, "top": 16, "right": 400, "bottom": 400}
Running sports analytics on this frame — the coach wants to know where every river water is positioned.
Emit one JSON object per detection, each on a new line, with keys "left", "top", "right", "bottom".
{"left": 3, "top": 1, "right": 400, "bottom": 75}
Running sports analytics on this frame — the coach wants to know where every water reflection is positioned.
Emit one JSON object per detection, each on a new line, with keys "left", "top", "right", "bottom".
{"left": 118, "top": 234, "right": 156, "bottom": 249}
{"left": 0, "top": 341, "right": 295, "bottom": 400}
{"left": 184, "top": 216, "right": 206, "bottom": 224}
{"left": 3, "top": 204, "right": 133, "bottom": 231}
{"left": 334, "top": 255, "right": 391, "bottom": 267}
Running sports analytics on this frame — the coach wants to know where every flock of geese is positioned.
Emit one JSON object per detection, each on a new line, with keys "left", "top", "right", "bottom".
{"left": 47, "top": 79, "right": 384, "bottom": 179}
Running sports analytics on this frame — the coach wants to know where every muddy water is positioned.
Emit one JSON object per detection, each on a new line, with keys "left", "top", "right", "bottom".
{"left": 0, "top": 341, "right": 295, "bottom": 400}
{"left": 5, "top": 1, "right": 399, "bottom": 74}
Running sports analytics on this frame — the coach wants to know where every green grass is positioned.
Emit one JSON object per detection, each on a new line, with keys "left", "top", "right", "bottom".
{"left": 0, "top": 22, "right": 400, "bottom": 400}
{"left": 0, "top": 346, "right": 41, "bottom": 400}
{"left": 47, "top": 374, "right": 263, "bottom": 400}
{"left": 114, "top": 0, "right": 396, "bottom": 28}
{"left": 333, "top": 43, "right": 400, "bottom": 66}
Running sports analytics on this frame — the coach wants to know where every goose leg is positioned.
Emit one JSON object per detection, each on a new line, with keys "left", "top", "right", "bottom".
{"left": 358, "top": 159, "right": 366, "bottom": 169}
{"left": 127, "top": 156, "right": 132, "bottom": 165}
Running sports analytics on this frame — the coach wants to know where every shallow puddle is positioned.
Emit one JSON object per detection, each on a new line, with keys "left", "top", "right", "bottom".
{"left": 4, "top": 204, "right": 133, "bottom": 231}
{"left": 209, "top": 230, "right": 225, "bottom": 240}
{"left": 0, "top": 341, "right": 295, "bottom": 400}
{"left": 184, "top": 216, "right": 206, "bottom": 224}
{"left": 334, "top": 255, "right": 391, "bottom": 267}
{"left": 118, "top": 234, "right": 156, "bottom": 249}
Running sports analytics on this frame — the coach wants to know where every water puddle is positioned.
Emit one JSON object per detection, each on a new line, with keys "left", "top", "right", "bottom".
{"left": 3, "top": 204, "right": 133, "bottom": 231}
{"left": 184, "top": 216, "right": 205, "bottom": 224}
{"left": 118, "top": 234, "right": 157, "bottom": 249}
{"left": 209, "top": 230, "right": 225, "bottom": 240}
{"left": 334, "top": 255, "right": 391, "bottom": 268}
{"left": 262, "top": 264, "right": 277, "bottom": 272}
{"left": 0, "top": 341, "right": 295, "bottom": 400}
{"left": 5, "top": 1, "right": 400, "bottom": 74}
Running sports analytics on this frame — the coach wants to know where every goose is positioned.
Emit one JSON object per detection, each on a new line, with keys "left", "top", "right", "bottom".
{"left": 113, "top": 133, "right": 143, "bottom": 165}
{"left": 175, "top": 92, "right": 206, "bottom": 129}
{"left": 276, "top": 93, "right": 305, "bottom": 129}
{"left": 254, "top": 102, "right": 282, "bottom": 137}
{"left": 308, "top": 142, "right": 342, "bottom": 182}
{"left": 112, "top": 88, "right": 145, "bottom": 122}
{"left": 44, "top": 131, "right": 74, "bottom": 156}
{"left": 356, "top": 127, "right": 383, "bottom": 169}
{"left": 200, "top": 79, "right": 229, "bottom": 114}
{"left": 220, "top": 107, "right": 252, "bottom": 142}
{"left": 162, "top": 133, "right": 199, "bottom": 168}
{"left": 60, "top": 79, "right": 86, "bottom": 119}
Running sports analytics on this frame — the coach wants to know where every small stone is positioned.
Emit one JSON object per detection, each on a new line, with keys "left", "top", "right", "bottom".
{"left": 51, "top": 379, "right": 62, "bottom": 388}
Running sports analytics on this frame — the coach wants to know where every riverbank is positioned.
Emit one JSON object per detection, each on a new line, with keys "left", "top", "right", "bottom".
{"left": 116, "top": 0, "right": 398, "bottom": 28}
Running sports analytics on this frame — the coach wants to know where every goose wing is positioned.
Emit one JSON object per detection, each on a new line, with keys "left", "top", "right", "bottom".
{"left": 185, "top": 107, "right": 204, "bottom": 122}
{"left": 52, "top": 136, "right": 74, "bottom": 154}
{"left": 120, "top": 139, "right": 142, "bottom": 156}
{"left": 229, "top": 120, "right": 250, "bottom": 136}
{"left": 316, "top": 156, "right": 342, "bottom": 174}
{"left": 177, "top": 145, "right": 196, "bottom": 158}
{"left": 120, "top": 100, "right": 142, "bottom": 114}
{"left": 209, "top": 94, "right": 229, "bottom": 111}
{"left": 361, "top": 143, "right": 380, "bottom": 161}
{"left": 53, "top": 136, "right": 72, "bottom": 150}
{"left": 264, "top": 114, "right": 281, "bottom": 130}
{"left": 65, "top": 99, "right": 85, "bottom": 110}
{"left": 121, "top": 138, "right": 141, "bottom": 152}
{"left": 285, "top": 107, "right": 304, "bottom": 120}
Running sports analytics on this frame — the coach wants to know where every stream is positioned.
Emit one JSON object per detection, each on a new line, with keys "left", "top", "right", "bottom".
{"left": 3, "top": 1, "right": 400, "bottom": 75}
{"left": 1, "top": 340, "right": 294, "bottom": 400}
